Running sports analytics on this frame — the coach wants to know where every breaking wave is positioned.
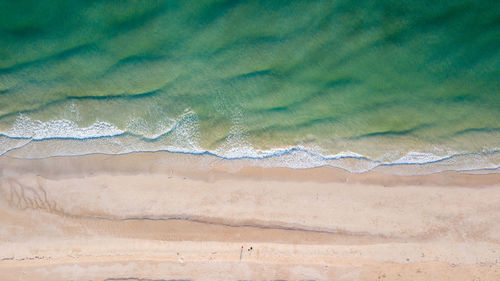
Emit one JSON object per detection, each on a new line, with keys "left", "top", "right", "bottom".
{"left": 0, "top": 114, "right": 499, "bottom": 174}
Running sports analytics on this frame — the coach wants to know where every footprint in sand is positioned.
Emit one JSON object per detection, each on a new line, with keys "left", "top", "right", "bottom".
{"left": 177, "top": 252, "right": 184, "bottom": 264}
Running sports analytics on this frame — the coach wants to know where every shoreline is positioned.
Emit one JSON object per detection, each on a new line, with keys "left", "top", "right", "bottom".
{"left": 2, "top": 137, "right": 500, "bottom": 174}
{"left": 1, "top": 152, "right": 500, "bottom": 280}
{"left": 1, "top": 151, "right": 500, "bottom": 187}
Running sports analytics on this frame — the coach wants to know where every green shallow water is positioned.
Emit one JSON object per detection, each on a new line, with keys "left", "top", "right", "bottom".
{"left": 0, "top": 0, "right": 499, "bottom": 166}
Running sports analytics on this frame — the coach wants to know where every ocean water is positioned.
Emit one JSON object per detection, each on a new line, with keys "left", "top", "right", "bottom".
{"left": 0, "top": 0, "right": 499, "bottom": 172}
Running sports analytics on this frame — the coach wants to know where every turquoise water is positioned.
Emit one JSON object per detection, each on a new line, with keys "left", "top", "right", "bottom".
{"left": 0, "top": 0, "right": 499, "bottom": 171}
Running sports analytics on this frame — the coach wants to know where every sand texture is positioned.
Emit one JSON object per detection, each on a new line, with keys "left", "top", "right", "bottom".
{"left": 1, "top": 153, "right": 500, "bottom": 280}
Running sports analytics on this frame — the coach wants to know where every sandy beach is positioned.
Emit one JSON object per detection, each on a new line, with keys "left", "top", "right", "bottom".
{"left": 1, "top": 0, "right": 499, "bottom": 279}
{"left": 0, "top": 152, "right": 499, "bottom": 280}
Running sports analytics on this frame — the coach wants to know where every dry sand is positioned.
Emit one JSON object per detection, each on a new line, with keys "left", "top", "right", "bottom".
{"left": 0, "top": 152, "right": 499, "bottom": 280}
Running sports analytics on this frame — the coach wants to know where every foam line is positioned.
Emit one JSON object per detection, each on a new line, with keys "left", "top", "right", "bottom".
{"left": 1, "top": 115, "right": 499, "bottom": 173}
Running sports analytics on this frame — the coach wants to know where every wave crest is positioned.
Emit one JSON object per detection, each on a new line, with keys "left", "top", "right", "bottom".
{"left": 6, "top": 115, "right": 124, "bottom": 140}
{"left": 0, "top": 115, "right": 499, "bottom": 174}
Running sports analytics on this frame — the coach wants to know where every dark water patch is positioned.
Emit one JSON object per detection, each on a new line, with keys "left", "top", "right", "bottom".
{"left": 226, "top": 69, "right": 275, "bottom": 81}
{"left": 107, "top": 1, "right": 172, "bottom": 32}
{"left": 229, "top": 116, "right": 342, "bottom": 143}
{"left": 322, "top": 78, "right": 359, "bottom": 89}
{"left": 450, "top": 94, "right": 481, "bottom": 103}
{"left": 0, "top": 1, "right": 79, "bottom": 35}
{"left": 0, "top": 88, "right": 163, "bottom": 121}
{"left": 419, "top": 2, "right": 472, "bottom": 29}
{"left": 108, "top": 55, "right": 169, "bottom": 70}
{"left": 267, "top": 106, "right": 288, "bottom": 113}
{"left": 192, "top": 0, "right": 244, "bottom": 28}
{"left": 346, "top": 124, "right": 428, "bottom": 140}
{"left": 68, "top": 89, "right": 162, "bottom": 101}
{"left": 454, "top": 127, "right": 500, "bottom": 136}
{"left": 209, "top": 35, "right": 287, "bottom": 57}
{"left": 0, "top": 42, "right": 98, "bottom": 74}
{"left": 2, "top": 25, "right": 44, "bottom": 38}
{"left": 0, "top": 2, "right": 102, "bottom": 69}
{"left": 308, "top": 37, "right": 382, "bottom": 74}
{"left": 251, "top": 80, "right": 358, "bottom": 116}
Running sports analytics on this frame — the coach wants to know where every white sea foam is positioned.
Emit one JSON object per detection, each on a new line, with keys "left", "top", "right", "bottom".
{"left": 393, "top": 151, "right": 448, "bottom": 164}
{"left": 0, "top": 135, "right": 31, "bottom": 155}
{"left": 165, "top": 109, "right": 202, "bottom": 152}
{"left": 124, "top": 103, "right": 178, "bottom": 139}
{"left": 6, "top": 115, "right": 124, "bottom": 140}
{"left": 215, "top": 109, "right": 259, "bottom": 158}
{"left": 1, "top": 114, "right": 499, "bottom": 175}
{"left": 126, "top": 115, "right": 177, "bottom": 139}
{"left": 328, "top": 151, "right": 365, "bottom": 159}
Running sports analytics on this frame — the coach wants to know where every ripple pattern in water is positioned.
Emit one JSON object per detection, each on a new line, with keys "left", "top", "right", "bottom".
{"left": 0, "top": 0, "right": 499, "bottom": 170}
